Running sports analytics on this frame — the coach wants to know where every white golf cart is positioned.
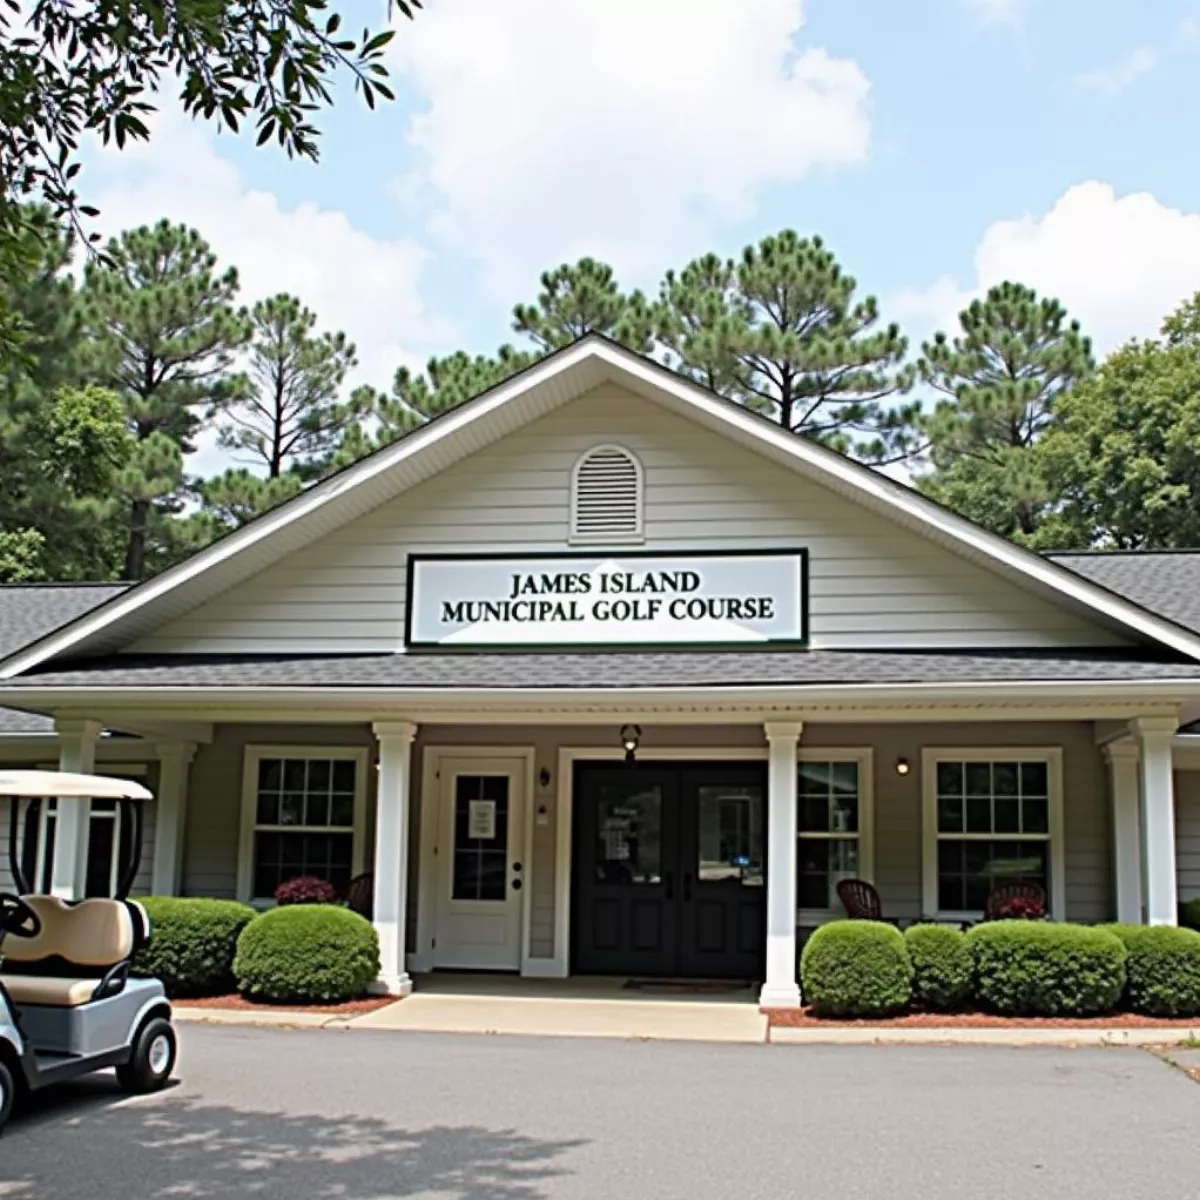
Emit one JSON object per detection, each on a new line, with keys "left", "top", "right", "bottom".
{"left": 0, "top": 770, "right": 176, "bottom": 1132}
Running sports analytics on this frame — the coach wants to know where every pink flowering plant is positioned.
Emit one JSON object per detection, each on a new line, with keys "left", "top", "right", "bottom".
{"left": 274, "top": 876, "right": 338, "bottom": 906}
{"left": 994, "top": 894, "right": 1046, "bottom": 920}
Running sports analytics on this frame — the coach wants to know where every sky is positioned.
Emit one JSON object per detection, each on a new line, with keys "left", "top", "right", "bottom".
{"left": 78, "top": 0, "right": 1200, "bottom": 477}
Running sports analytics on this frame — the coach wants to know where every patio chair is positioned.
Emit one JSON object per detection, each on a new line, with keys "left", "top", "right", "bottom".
{"left": 343, "top": 872, "right": 374, "bottom": 921}
{"left": 836, "top": 878, "right": 899, "bottom": 925}
{"left": 984, "top": 880, "right": 1046, "bottom": 921}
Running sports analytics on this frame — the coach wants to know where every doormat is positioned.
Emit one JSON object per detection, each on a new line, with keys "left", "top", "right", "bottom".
{"left": 621, "top": 979, "right": 754, "bottom": 995}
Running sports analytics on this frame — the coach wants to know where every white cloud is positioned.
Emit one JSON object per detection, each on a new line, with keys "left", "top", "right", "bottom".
{"left": 963, "top": 0, "right": 1026, "bottom": 27}
{"left": 82, "top": 111, "right": 448, "bottom": 477}
{"left": 1073, "top": 46, "right": 1158, "bottom": 95}
{"left": 390, "top": 0, "right": 871, "bottom": 298}
{"left": 890, "top": 182, "right": 1200, "bottom": 356}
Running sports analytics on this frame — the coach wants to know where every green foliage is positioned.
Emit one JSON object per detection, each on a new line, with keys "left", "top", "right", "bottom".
{"left": 234, "top": 904, "right": 380, "bottom": 1003}
{"left": 194, "top": 468, "right": 304, "bottom": 536}
{"left": 905, "top": 924, "right": 972, "bottom": 1011}
{"left": 1180, "top": 899, "right": 1200, "bottom": 932}
{"left": 80, "top": 220, "right": 249, "bottom": 579}
{"left": 800, "top": 920, "right": 913, "bottom": 1017}
{"left": 917, "top": 282, "right": 1094, "bottom": 541}
{"left": 133, "top": 897, "right": 257, "bottom": 999}
{"left": 214, "top": 294, "right": 360, "bottom": 478}
{"left": 966, "top": 921, "right": 1126, "bottom": 1016}
{"left": 1034, "top": 322, "right": 1200, "bottom": 550}
{"left": 0, "top": 1, "right": 421, "bottom": 342}
{"left": 1101, "top": 925, "right": 1200, "bottom": 1017}
{"left": 512, "top": 258, "right": 653, "bottom": 353}
{"left": 656, "top": 232, "right": 915, "bottom": 461}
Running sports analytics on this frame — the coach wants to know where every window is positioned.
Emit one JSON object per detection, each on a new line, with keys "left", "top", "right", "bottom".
{"left": 20, "top": 766, "right": 147, "bottom": 897}
{"left": 797, "top": 752, "right": 874, "bottom": 915}
{"left": 570, "top": 445, "right": 644, "bottom": 543}
{"left": 239, "top": 747, "right": 368, "bottom": 902}
{"left": 922, "top": 749, "right": 1064, "bottom": 919}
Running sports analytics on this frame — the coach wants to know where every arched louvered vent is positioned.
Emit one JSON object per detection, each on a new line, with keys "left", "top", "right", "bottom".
{"left": 570, "top": 445, "right": 644, "bottom": 543}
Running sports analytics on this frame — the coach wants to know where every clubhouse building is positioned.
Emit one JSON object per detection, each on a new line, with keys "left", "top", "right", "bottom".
{"left": 3, "top": 336, "right": 1200, "bottom": 1007}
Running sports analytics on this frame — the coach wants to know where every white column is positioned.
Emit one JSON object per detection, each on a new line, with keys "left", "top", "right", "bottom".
{"left": 49, "top": 718, "right": 102, "bottom": 899}
{"left": 1105, "top": 741, "right": 1143, "bottom": 924}
{"left": 151, "top": 742, "right": 197, "bottom": 896}
{"left": 761, "top": 721, "right": 803, "bottom": 1009}
{"left": 371, "top": 721, "right": 418, "bottom": 996}
{"left": 1135, "top": 716, "right": 1179, "bottom": 926}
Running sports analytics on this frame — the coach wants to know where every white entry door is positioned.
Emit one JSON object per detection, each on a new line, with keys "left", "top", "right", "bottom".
{"left": 434, "top": 757, "right": 527, "bottom": 970}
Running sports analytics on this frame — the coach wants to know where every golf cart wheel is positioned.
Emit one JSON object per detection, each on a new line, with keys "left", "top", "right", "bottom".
{"left": 0, "top": 1062, "right": 14, "bottom": 1132}
{"left": 116, "top": 1017, "right": 176, "bottom": 1093}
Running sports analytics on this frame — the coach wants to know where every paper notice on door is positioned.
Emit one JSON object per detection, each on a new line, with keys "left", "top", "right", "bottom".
{"left": 468, "top": 799, "right": 497, "bottom": 840}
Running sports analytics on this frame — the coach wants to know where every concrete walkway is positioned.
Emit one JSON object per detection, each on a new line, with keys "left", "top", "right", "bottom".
{"left": 176, "top": 973, "right": 770, "bottom": 1043}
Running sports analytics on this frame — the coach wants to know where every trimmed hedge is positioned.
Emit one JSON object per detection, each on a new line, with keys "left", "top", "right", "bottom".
{"left": 234, "top": 904, "right": 379, "bottom": 1003}
{"left": 905, "top": 924, "right": 972, "bottom": 1012}
{"left": 1179, "top": 899, "right": 1200, "bottom": 933}
{"left": 1101, "top": 924, "right": 1200, "bottom": 1017}
{"left": 800, "top": 920, "right": 913, "bottom": 1017}
{"left": 967, "top": 921, "right": 1126, "bottom": 1016}
{"left": 133, "top": 897, "right": 258, "bottom": 998}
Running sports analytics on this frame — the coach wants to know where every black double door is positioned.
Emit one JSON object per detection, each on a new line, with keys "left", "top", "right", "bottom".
{"left": 572, "top": 762, "right": 767, "bottom": 979}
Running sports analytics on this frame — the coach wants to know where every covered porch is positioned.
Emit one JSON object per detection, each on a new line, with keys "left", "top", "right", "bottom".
{"left": 7, "top": 679, "right": 1193, "bottom": 1010}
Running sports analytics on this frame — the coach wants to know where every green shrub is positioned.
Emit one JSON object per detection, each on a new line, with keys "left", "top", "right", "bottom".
{"left": 234, "top": 904, "right": 379, "bottom": 1003}
{"left": 1179, "top": 899, "right": 1200, "bottom": 933}
{"left": 905, "top": 924, "right": 972, "bottom": 1012}
{"left": 133, "top": 897, "right": 258, "bottom": 998}
{"left": 800, "top": 920, "right": 913, "bottom": 1018}
{"left": 1101, "top": 924, "right": 1200, "bottom": 1017}
{"left": 966, "top": 921, "right": 1126, "bottom": 1016}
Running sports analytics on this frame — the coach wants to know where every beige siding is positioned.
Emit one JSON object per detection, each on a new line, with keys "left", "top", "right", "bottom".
{"left": 180, "top": 720, "right": 1113, "bottom": 965}
{"left": 136, "top": 385, "right": 1124, "bottom": 654}
{"left": 1176, "top": 770, "right": 1200, "bottom": 902}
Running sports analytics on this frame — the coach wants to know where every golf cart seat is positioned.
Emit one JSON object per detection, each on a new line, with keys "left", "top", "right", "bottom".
{"left": 0, "top": 895, "right": 142, "bottom": 1008}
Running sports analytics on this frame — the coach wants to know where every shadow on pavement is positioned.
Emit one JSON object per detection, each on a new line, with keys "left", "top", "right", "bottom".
{"left": 3, "top": 1077, "right": 585, "bottom": 1200}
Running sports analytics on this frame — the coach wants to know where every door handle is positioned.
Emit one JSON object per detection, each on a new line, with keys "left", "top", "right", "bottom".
{"left": 512, "top": 862, "right": 523, "bottom": 873}
{"left": 664, "top": 870, "right": 674, "bottom": 900}
{"left": 512, "top": 878, "right": 523, "bottom": 891}
{"left": 683, "top": 872, "right": 694, "bottom": 901}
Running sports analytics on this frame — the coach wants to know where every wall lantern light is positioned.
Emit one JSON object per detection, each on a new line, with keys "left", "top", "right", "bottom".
{"left": 538, "top": 766, "right": 552, "bottom": 789}
{"left": 620, "top": 724, "right": 642, "bottom": 764}
{"left": 895, "top": 756, "right": 911, "bottom": 776}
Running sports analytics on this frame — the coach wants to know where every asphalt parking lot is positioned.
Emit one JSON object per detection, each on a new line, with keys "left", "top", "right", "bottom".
{"left": 3, "top": 1026, "right": 1199, "bottom": 1199}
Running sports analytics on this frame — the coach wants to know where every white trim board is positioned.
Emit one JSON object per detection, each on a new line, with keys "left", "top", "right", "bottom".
{"left": 5, "top": 337, "right": 1200, "bottom": 676}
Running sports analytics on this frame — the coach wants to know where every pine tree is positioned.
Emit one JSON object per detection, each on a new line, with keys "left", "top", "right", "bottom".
{"left": 512, "top": 258, "right": 653, "bottom": 352}
{"left": 214, "top": 293, "right": 362, "bottom": 477}
{"left": 80, "top": 221, "right": 249, "bottom": 579}
{"left": 195, "top": 468, "right": 304, "bottom": 534}
{"left": 655, "top": 232, "right": 914, "bottom": 460}
{"left": 917, "top": 282, "right": 1094, "bottom": 539}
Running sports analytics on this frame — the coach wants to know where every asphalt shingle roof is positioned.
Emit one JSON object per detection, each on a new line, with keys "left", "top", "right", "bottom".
{"left": 0, "top": 584, "right": 128, "bottom": 733}
{"left": 1047, "top": 552, "right": 1200, "bottom": 637}
{"left": 7, "top": 648, "right": 1200, "bottom": 690}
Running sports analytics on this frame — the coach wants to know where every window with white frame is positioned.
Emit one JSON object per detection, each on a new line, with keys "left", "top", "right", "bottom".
{"left": 240, "top": 748, "right": 368, "bottom": 902}
{"left": 797, "top": 752, "right": 873, "bottom": 914}
{"left": 21, "top": 765, "right": 147, "bottom": 897}
{"left": 923, "top": 749, "right": 1063, "bottom": 918}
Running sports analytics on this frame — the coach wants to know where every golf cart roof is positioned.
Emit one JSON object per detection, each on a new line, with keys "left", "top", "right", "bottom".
{"left": 0, "top": 770, "right": 153, "bottom": 801}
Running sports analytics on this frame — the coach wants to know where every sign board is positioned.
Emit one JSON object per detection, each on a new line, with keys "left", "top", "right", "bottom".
{"left": 467, "top": 799, "right": 496, "bottom": 840}
{"left": 405, "top": 550, "right": 807, "bottom": 649}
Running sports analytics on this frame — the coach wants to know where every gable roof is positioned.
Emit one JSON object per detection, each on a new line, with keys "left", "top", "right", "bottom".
{"left": 5, "top": 337, "right": 1200, "bottom": 677}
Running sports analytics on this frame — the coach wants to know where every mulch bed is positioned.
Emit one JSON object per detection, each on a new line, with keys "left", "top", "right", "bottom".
{"left": 176, "top": 993, "right": 399, "bottom": 1016}
{"left": 764, "top": 1007, "right": 1200, "bottom": 1029}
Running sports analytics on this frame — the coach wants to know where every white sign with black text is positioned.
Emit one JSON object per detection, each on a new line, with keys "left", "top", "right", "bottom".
{"left": 406, "top": 551, "right": 807, "bottom": 648}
